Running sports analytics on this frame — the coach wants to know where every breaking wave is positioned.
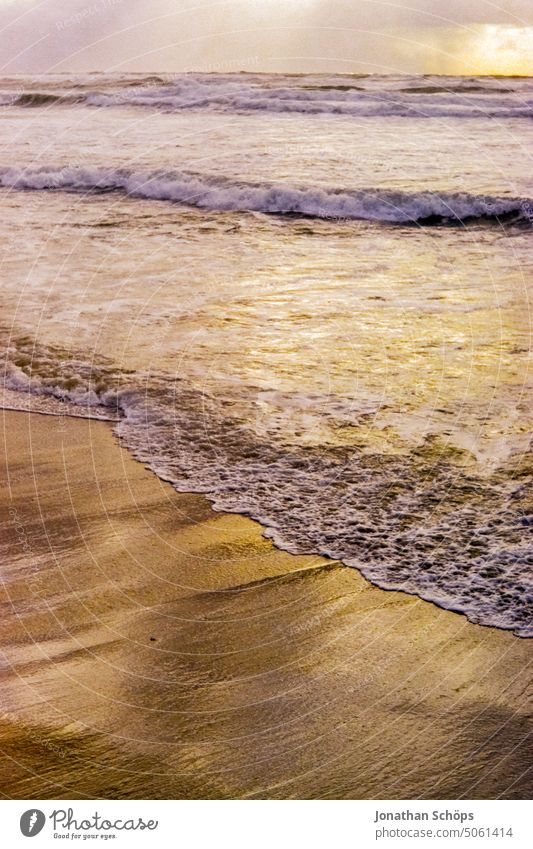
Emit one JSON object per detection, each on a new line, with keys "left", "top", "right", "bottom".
{"left": 1, "top": 165, "right": 530, "bottom": 225}
{"left": 15, "top": 92, "right": 83, "bottom": 107}
{"left": 1, "top": 75, "right": 531, "bottom": 118}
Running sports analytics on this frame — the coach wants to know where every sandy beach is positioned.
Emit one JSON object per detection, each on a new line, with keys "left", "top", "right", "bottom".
{"left": 0, "top": 409, "right": 530, "bottom": 799}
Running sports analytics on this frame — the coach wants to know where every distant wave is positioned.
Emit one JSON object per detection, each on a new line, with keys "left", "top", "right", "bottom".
{"left": 0, "top": 91, "right": 84, "bottom": 107}
{"left": 398, "top": 85, "right": 515, "bottom": 94}
{"left": 1, "top": 75, "right": 531, "bottom": 118}
{"left": 1, "top": 165, "right": 530, "bottom": 225}
{"left": 15, "top": 92, "right": 83, "bottom": 107}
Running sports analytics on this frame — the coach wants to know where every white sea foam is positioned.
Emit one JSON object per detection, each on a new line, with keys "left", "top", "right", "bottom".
{"left": 3, "top": 347, "right": 531, "bottom": 638}
{"left": 0, "top": 166, "right": 529, "bottom": 224}
{"left": 4, "top": 360, "right": 106, "bottom": 408}
{"left": 116, "top": 387, "right": 533, "bottom": 639}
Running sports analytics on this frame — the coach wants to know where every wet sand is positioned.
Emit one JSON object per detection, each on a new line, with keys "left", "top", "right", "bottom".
{"left": 0, "top": 409, "right": 531, "bottom": 799}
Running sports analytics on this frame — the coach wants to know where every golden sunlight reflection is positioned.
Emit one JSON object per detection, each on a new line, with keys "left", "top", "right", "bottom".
{"left": 433, "top": 24, "right": 533, "bottom": 75}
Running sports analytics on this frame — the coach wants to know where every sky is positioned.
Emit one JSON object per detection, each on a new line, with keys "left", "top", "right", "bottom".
{"left": 0, "top": 0, "right": 531, "bottom": 75}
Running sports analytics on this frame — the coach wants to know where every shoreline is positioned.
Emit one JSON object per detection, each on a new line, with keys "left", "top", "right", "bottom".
{"left": 1, "top": 408, "right": 531, "bottom": 799}
{"left": 5, "top": 398, "right": 528, "bottom": 640}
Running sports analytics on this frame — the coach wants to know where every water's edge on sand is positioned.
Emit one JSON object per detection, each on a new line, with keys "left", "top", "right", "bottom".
{"left": 0, "top": 409, "right": 531, "bottom": 799}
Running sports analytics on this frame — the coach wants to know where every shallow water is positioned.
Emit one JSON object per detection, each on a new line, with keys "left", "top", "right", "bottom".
{"left": 1, "top": 72, "right": 532, "bottom": 634}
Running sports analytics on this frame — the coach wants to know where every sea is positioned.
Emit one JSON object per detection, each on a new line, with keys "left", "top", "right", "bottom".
{"left": 1, "top": 71, "right": 532, "bottom": 636}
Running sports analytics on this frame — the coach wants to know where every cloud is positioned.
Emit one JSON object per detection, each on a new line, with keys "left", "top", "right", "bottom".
{"left": 0, "top": 0, "right": 531, "bottom": 73}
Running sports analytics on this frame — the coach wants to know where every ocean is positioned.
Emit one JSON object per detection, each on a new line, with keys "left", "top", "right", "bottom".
{"left": 1, "top": 71, "right": 532, "bottom": 636}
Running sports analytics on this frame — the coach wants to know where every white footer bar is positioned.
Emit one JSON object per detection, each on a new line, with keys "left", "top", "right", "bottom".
{"left": 3, "top": 799, "right": 531, "bottom": 849}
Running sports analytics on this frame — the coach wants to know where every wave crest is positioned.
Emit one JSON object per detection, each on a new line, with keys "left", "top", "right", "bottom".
{"left": 1, "top": 165, "right": 530, "bottom": 225}
{"left": 14, "top": 92, "right": 82, "bottom": 107}
{"left": 2, "top": 75, "right": 531, "bottom": 118}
